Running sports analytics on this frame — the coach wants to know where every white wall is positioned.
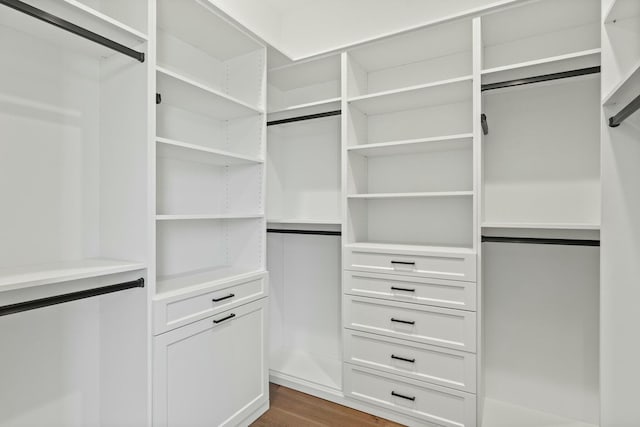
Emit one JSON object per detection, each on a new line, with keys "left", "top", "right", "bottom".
{"left": 209, "top": 0, "right": 528, "bottom": 61}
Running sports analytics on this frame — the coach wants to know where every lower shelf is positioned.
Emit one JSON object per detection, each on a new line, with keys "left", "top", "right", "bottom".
{"left": 155, "top": 266, "right": 264, "bottom": 297}
{"left": 482, "top": 398, "right": 598, "bottom": 427}
{"left": 0, "top": 258, "right": 145, "bottom": 293}
{"left": 270, "top": 350, "right": 342, "bottom": 392}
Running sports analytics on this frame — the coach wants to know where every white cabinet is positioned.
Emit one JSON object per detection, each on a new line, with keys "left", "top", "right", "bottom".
{"left": 153, "top": 298, "right": 269, "bottom": 427}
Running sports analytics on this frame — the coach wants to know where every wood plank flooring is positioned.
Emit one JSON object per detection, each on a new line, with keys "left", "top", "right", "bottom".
{"left": 251, "top": 383, "right": 405, "bottom": 427}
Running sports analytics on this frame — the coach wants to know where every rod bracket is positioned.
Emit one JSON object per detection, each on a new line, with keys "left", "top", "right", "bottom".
{"left": 481, "top": 113, "right": 489, "bottom": 135}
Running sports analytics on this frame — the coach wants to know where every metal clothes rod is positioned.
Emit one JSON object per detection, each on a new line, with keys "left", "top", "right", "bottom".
{"left": 267, "top": 228, "right": 341, "bottom": 236}
{"left": 609, "top": 93, "right": 640, "bottom": 128}
{"left": 482, "top": 236, "right": 600, "bottom": 247}
{"left": 267, "top": 110, "right": 341, "bottom": 126}
{"left": 0, "top": 0, "right": 145, "bottom": 63}
{"left": 0, "top": 277, "right": 145, "bottom": 317}
{"left": 481, "top": 66, "right": 600, "bottom": 92}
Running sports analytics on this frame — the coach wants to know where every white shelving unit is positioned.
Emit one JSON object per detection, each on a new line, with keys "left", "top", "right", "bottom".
{"left": 0, "top": 1, "right": 150, "bottom": 426}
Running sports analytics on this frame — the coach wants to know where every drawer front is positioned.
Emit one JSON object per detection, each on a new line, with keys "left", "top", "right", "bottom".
{"left": 344, "top": 270, "right": 476, "bottom": 311}
{"left": 154, "top": 275, "right": 267, "bottom": 334}
{"left": 344, "top": 330, "right": 476, "bottom": 393}
{"left": 344, "top": 364, "right": 476, "bottom": 427}
{"left": 344, "top": 296, "right": 476, "bottom": 352}
{"left": 345, "top": 247, "right": 476, "bottom": 282}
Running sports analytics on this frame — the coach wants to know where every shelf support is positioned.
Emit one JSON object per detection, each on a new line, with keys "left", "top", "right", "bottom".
{"left": 0, "top": 0, "right": 145, "bottom": 63}
{"left": 0, "top": 278, "right": 145, "bottom": 317}
{"left": 609, "top": 93, "right": 640, "bottom": 128}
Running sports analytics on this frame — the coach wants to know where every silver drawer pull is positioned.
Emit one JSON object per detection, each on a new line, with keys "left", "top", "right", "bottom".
{"left": 391, "top": 391, "right": 416, "bottom": 401}
{"left": 391, "top": 318, "right": 415, "bottom": 325}
{"left": 391, "top": 286, "right": 415, "bottom": 292}
{"left": 391, "top": 354, "right": 415, "bottom": 363}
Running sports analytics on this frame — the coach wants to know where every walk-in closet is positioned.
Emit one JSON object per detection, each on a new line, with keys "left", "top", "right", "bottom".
{"left": 1, "top": 0, "right": 639, "bottom": 426}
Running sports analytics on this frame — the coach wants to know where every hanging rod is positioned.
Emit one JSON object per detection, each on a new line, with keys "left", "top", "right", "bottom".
{"left": 481, "top": 66, "right": 600, "bottom": 92}
{"left": 609, "top": 93, "right": 640, "bottom": 128}
{"left": 0, "top": 0, "right": 145, "bottom": 63}
{"left": 267, "top": 228, "right": 341, "bottom": 236}
{"left": 267, "top": 110, "right": 341, "bottom": 126}
{"left": 482, "top": 236, "right": 599, "bottom": 247}
{"left": 0, "top": 277, "right": 145, "bottom": 317}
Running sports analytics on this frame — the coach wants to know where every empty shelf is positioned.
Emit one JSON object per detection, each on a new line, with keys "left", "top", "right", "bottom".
{"left": 0, "top": 258, "right": 145, "bottom": 293}
{"left": 346, "top": 242, "right": 475, "bottom": 256}
{"left": 348, "top": 76, "right": 473, "bottom": 115}
{"left": 482, "top": 222, "right": 600, "bottom": 231}
{"left": 482, "top": 398, "right": 597, "bottom": 427}
{"left": 348, "top": 134, "right": 473, "bottom": 157}
{"left": 267, "top": 218, "right": 342, "bottom": 225}
{"left": 156, "top": 137, "right": 263, "bottom": 166}
{"left": 156, "top": 67, "right": 263, "bottom": 120}
{"left": 157, "top": 214, "right": 264, "bottom": 221}
{"left": 268, "top": 98, "right": 341, "bottom": 115}
{"left": 156, "top": 266, "right": 265, "bottom": 297}
{"left": 348, "top": 191, "right": 473, "bottom": 199}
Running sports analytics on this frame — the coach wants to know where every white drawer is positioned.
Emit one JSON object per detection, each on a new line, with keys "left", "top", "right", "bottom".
{"left": 344, "top": 270, "right": 476, "bottom": 311}
{"left": 344, "top": 330, "right": 476, "bottom": 393}
{"left": 344, "top": 364, "right": 476, "bottom": 427}
{"left": 153, "top": 273, "right": 267, "bottom": 334}
{"left": 344, "top": 295, "right": 476, "bottom": 352}
{"left": 345, "top": 244, "right": 476, "bottom": 282}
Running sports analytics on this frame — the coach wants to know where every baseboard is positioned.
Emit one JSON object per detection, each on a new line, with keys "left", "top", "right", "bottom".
{"left": 238, "top": 401, "right": 269, "bottom": 427}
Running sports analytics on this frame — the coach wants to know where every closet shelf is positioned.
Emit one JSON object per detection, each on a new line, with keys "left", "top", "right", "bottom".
{"left": 481, "top": 49, "right": 601, "bottom": 85}
{"left": 482, "top": 222, "right": 600, "bottom": 231}
{"left": 604, "top": 0, "right": 640, "bottom": 24}
{"left": 157, "top": 214, "right": 264, "bottom": 221}
{"left": 0, "top": 0, "right": 147, "bottom": 59}
{"left": 348, "top": 191, "right": 473, "bottom": 199}
{"left": 348, "top": 76, "right": 473, "bottom": 115}
{"left": 482, "top": 398, "right": 597, "bottom": 427}
{"left": 155, "top": 267, "right": 266, "bottom": 297}
{"left": 268, "top": 98, "right": 341, "bottom": 115}
{"left": 267, "top": 218, "right": 342, "bottom": 225}
{"left": 0, "top": 258, "right": 145, "bottom": 293}
{"left": 347, "top": 134, "right": 473, "bottom": 157}
{"left": 603, "top": 60, "right": 640, "bottom": 106}
{"left": 156, "top": 67, "right": 264, "bottom": 120}
{"left": 156, "top": 137, "right": 263, "bottom": 166}
{"left": 346, "top": 242, "right": 475, "bottom": 256}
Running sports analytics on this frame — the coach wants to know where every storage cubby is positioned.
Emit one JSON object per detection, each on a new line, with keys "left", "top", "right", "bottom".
{"left": 347, "top": 138, "right": 472, "bottom": 195}
{"left": 157, "top": 0, "right": 265, "bottom": 109}
{"left": 481, "top": 0, "right": 601, "bottom": 82}
{"left": 156, "top": 150, "right": 263, "bottom": 217}
{"left": 268, "top": 54, "right": 340, "bottom": 113}
{"left": 347, "top": 197, "right": 473, "bottom": 249}
{"left": 156, "top": 218, "right": 263, "bottom": 295}
{"left": 482, "top": 76, "right": 601, "bottom": 229}
{"left": 346, "top": 19, "right": 472, "bottom": 98}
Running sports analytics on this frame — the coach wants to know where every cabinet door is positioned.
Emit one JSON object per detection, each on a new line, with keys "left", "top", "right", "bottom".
{"left": 153, "top": 298, "right": 268, "bottom": 427}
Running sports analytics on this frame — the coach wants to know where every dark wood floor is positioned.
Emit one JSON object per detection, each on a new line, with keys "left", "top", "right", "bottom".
{"left": 251, "top": 383, "right": 405, "bottom": 427}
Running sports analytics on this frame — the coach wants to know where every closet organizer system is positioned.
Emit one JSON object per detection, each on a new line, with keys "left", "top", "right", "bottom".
{"left": 265, "top": 0, "right": 638, "bottom": 426}
{"left": 1, "top": 0, "right": 639, "bottom": 426}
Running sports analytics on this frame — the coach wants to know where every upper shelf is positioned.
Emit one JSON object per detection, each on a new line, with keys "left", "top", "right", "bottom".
{"left": 156, "top": 137, "right": 263, "bottom": 166}
{"left": 0, "top": 0, "right": 147, "bottom": 59}
{"left": 348, "top": 76, "right": 473, "bottom": 115}
{"left": 604, "top": 0, "right": 640, "bottom": 24}
{"left": 0, "top": 258, "right": 145, "bottom": 294}
{"left": 481, "top": 49, "right": 601, "bottom": 86}
{"left": 157, "top": 0, "right": 261, "bottom": 62}
{"left": 603, "top": 60, "right": 640, "bottom": 107}
{"left": 157, "top": 67, "right": 264, "bottom": 120}
{"left": 348, "top": 191, "right": 473, "bottom": 200}
{"left": 347, "top": 134, "right": 473, "bottom": 157}
{"left": 268, "top": 98, "right": 341, "bottom": 116}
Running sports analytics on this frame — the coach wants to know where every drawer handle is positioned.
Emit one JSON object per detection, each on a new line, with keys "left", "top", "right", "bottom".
{"left": 391, "top": 391, "right": 416, "bottom": 402}
{"left": 391, "top": 354, "right": 416, "bottom": 363}
{"left": 391, "top": 318, "right": 415, "bottom": 325}
{"left": 212, "top": 293, "right": 235, "bottom": 302}
{"left": 391, "top": 260, "right": 416, "bottom": 266}
{"left": 213, "top": 313, "right": 236, "bottom": 324}
{"left": 390, "top": 286, "right": 415, "bottom": 292}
